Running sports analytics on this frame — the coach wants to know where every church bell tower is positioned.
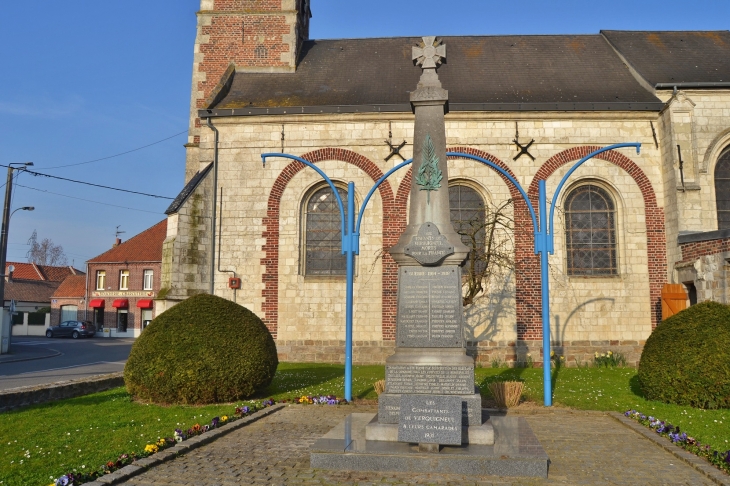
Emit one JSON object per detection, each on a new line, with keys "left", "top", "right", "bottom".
{"left": 186, "top": 0, "right": 311, "bottom": 176}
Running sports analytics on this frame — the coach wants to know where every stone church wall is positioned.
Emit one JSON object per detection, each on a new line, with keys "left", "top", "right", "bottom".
{"left": 164, "top": 111, "right": 669, "bottom": 366}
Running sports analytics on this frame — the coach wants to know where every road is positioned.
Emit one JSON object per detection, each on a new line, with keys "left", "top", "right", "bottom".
{"left": 0, "top": 336, "right": 134, "bottom": 391}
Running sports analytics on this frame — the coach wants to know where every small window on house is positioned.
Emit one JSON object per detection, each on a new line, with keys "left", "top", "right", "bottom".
{"left": 60, "top": 305, "right": 78, "bottom": 323}
{"left": 303, "top": 185, "right": 348, "bottom": 276}
{"left": 564, "top": 184, "right": 618, "bottom": 276}
{"left": 119, "top": 270, "right": 130, "bottom": 290}
{"left": 143, "top": 270, "right": 153, "bottom": 290}
{"left": 96, "top": 271, "right": 106, "bottom": 290}
{"left": 715, "top": 148, "right": 730, "bottom": 230}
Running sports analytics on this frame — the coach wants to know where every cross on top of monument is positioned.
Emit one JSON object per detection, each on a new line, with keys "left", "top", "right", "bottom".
{"left": 412, "top": 36, "right": 446, "bottom": 70}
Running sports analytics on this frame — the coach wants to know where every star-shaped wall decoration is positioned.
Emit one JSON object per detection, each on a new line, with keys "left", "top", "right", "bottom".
{"left": 412, "top": 36, "right": 446, "bottom": 69}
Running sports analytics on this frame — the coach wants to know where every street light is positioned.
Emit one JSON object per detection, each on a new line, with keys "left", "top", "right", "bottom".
{"left": 0, "top": 162, "right": 34, "bottom": 353}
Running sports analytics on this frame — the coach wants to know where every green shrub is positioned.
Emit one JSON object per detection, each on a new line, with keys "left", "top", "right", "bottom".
{"left": 638, "top": 301, "right": 730, "bottom": 409}
{"left": 124, "top": 294, "right": 278, "bottom": 405}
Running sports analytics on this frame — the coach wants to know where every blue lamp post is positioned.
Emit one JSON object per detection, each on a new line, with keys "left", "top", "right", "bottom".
{"left": 262, "top": 153, "right": 412, "bottom": 401}
{"left": 263, "top": 142, "right": 640, "bottom": 406}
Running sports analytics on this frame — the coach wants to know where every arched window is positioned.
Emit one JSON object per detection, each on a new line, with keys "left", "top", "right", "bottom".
{"left": 716, "top": 148, "right": 730, "bottom": 230}
{"left": 564, "top": 184, "right": 617, "bottom": 276}
{"left": 449, "top": 184, "right": 486, "bottom": 271}
{"left": 303, "top": 185, "right": 348, "bottom": 275}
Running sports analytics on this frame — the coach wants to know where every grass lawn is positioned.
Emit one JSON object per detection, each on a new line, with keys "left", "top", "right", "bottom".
{"left": 1, "top": 363, "right": 728, "bottom": 486}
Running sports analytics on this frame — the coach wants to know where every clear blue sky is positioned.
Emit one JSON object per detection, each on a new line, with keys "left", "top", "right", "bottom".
{"left": 2, "top": 0, "right": 728, "bottom": 267}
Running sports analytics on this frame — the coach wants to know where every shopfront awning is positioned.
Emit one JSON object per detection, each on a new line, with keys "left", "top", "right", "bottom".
{"left": 112, "top": 299, "right": 129, "bottom": 308}
{"left": 89, "top": 299, "right": 105, "bottom": 308}
{"left": 136, "top": 299, "right": 154, "bottom": 309}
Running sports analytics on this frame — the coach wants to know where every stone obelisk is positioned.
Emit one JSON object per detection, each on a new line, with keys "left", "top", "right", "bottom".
{"left": 367, "top": 37, "right": 492, "bottom": 448}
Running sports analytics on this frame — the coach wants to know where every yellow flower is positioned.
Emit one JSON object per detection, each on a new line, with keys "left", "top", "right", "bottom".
{"left": 595, "top": 352, "right": 599, "bottom": 358}
{"left": 221, "top": 415, "right": 228, "bottom": 422}
{"left": 550, "top": 350, "right": 555, "bottom": 357}
{"left": 560, "top": 356, "right": 565, "bottom": 361}
{"left": 608, "top": 351, "right": 613, "bottom": 356}
{"left": 144, "top": 444, "right": 158, "bottom": 454}
{"left": 601, "top": 353, "right": 606, "bottom": 357}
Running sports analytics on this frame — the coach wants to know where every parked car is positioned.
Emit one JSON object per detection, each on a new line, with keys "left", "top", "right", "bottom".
{"left": 45, "top": 321, "right": 96, "bottom": 339}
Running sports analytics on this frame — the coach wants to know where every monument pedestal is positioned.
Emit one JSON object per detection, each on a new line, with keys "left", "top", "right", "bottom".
{"left": 365, "top": 414, "right": 495, "bottom": 445}
{"left": 311, "top": 412, "right": 548, "bottom": 478}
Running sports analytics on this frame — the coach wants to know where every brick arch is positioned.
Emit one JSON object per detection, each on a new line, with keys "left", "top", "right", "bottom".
{"left": 515, "top": 146, "right": 666, "bottom": 338}
{"left": 260, "top": 148, "right": 397, "bottom": 339}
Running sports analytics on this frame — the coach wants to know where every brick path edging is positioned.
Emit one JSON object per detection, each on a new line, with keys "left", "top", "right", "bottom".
{"left": 608, "top": 412, "right": 730, "bottom": 486}
{"left": 82, "top": 403, "right": 287, "bottom": 486}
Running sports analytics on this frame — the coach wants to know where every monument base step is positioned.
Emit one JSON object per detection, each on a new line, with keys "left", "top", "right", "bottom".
{"left": 311, "top": 412, "right": 548, "bottom": 478}
{"left": 366, "top": 414, "right": 494, "bottom": 445}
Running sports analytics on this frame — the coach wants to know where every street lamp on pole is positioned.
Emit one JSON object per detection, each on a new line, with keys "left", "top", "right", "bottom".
{"left": 0, "top": 162, "right": 34, "bottom": 353}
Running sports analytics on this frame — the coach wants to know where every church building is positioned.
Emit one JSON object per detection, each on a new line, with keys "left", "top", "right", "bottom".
{"left": 159, "top": 0, "right": 730, "bottom": 366}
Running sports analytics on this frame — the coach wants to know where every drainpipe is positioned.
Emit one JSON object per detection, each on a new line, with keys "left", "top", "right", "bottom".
{"left": 218, "top": 186, "right": 237, "bottom": 303}
{"left": 206, "top": 118, "right": 219, "bottom": 296}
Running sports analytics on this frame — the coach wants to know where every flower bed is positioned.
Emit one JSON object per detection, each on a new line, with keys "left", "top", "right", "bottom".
{"left": 624, "top": 409, "right": 730, "bottom": 474}
{"left": 50, "top": 396, "right": 346, "bottom": 486}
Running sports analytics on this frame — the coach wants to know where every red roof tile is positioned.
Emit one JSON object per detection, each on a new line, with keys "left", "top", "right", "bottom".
{"left": 4, "top": 280, "right": 60, "bottom": 303}
{"left": 52, "top": 275, "right": 87, "bottom": 298}
{"left": 5, "top": 262, "right": 83, "bottom": 282}
{"left": 88, "top": 220, "right": 167, "bottom": 263}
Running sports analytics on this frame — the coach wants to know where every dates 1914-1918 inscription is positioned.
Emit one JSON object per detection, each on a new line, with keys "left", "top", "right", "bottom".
{"left": 396, "top": 265, "right": 463, "bottom": 347}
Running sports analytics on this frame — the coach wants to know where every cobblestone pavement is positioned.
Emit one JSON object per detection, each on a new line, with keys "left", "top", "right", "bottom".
{"left": 121, "top": 405, "right": 716, "bottom": 485}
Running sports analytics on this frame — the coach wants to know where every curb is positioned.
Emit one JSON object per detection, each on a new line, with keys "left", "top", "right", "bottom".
{"left": 0, "top": 347, "right": 61, "bottom": 364}
{"left": 81, "top": 403, "right": 287, "bottom": 485}
{"left": 608, "top": 412, "right": 730, "bottom": 486}
{"left": 0, "top": 372, "right": 125, "bottom": 413}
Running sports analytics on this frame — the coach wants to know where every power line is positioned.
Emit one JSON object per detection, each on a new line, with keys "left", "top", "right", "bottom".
{"left": 15, "top": 184, "right": 165, "bottom": 214}
{"left": 33, "top": 130, "right": 188, "bottom": 170}
{"left": 0, "top": 166, "right": 175, "bottom": 199}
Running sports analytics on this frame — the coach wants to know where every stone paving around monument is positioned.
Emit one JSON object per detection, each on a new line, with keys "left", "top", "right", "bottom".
{"left": 117, "top": 404, "right": 722, "bottom": 485}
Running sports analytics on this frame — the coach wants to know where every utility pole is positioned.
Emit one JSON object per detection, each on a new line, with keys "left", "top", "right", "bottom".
{"left": 0, "top": 162, "right": 33, "bottom": 353}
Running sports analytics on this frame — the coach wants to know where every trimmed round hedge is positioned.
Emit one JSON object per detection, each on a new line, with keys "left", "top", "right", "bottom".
{"left": 124, "top": 294, "right": 278, "bottom": 405}
{"left": 638, "top": 301, "right": 730, "bottom": 409}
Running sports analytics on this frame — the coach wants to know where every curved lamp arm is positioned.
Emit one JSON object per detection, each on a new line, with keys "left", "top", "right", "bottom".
{"left": 262, "top": 153, "right": 346, "bottom": 241}
{"left": 355, "top": 158, "right": 412, "bottom": 235}
{"left": 547, "top": 143, "right": 641, "bottom": 242}
{"left": 446, "top": 152, "right": 539, "bottom": 235}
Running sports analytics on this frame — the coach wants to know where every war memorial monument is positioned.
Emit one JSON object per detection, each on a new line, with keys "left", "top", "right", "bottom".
{"left": 310, "top": 37, "right": 549, "bottom": 478}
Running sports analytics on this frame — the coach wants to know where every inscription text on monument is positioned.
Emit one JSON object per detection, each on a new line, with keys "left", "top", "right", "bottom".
{"left": 398, "top": 394, "right": 462, "bottom": 445}
{"left": 396, "top": 265, "right": 463, "bottom": 347}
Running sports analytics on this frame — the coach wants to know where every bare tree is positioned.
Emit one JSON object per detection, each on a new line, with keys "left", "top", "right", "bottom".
{"left": 26, "top": 230, "right": 68, "bottom": 266}
{"left": 453, "top": 199, "right": 515, "bottom": 306}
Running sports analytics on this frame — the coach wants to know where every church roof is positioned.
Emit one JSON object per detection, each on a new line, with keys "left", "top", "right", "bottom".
{"left": 201, "top": 33, "right": 703, "bottom": 116}
{"left": 602, "top": 30, "right": 730, "bottom": 86}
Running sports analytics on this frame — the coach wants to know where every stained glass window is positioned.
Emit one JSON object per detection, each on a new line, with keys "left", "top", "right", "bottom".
{"left": 304, "top": 186, "right": 348, "bottom": 275}
{"left": 449, "top": 184, "right": 486, "bottom": 272}
{"left": 716, "top": 149, "right": 730, "bottom": 230}
{"left": 564, "top": 185, "right": 617, "bottom": 276}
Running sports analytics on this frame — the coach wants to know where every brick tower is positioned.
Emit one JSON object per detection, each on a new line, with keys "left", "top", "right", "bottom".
{"left": 186, "top": 0, "right": 311, "bottom": 177}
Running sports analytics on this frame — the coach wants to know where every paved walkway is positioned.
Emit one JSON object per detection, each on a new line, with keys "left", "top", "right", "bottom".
{"left": 119, "top": 405, "right": 721, "bottom": 485}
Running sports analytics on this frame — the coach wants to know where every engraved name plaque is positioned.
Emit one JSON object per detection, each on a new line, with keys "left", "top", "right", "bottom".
{"left": 386, "top": 365, "right": 474, "bottom": 395}
{"left": 396, "top": 265, "right": 464, "bottom": 347}
{"left": 404, "top": 223, "right": 454, "bottom": 265}
{"left": 398, "top": 395, "right": 462, "bottom": 445}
